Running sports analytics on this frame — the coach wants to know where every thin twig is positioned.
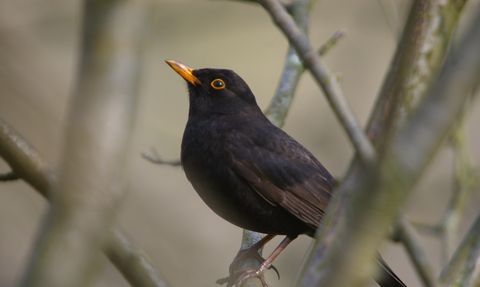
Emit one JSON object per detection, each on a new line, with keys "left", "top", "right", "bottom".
{"left": 264, "top": 28, "right": 345, "bottom": 127}
{"left": 0, "top": 171, "right": 20, "bottom": 181}
{"left": 440, "top": 211, "right": 480, "bottom": 287}
{"left": 378, "top": 0, "right": 401, "bottom": 39}
{"left": 440, "top": 104, "right": 480, "bottom": 264}
{"left": 258, "top": 0, "right": 376, "bottom": 164}
{"left": 142, "top": 148, "right": 182, "bottom": 166}
{"left": 395, "top": 214, "right": 438, "bottom": 287}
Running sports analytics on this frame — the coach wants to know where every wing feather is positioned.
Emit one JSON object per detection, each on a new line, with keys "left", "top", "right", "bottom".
{"left": 230, "top": 125, "right": 333, "bottom": 229}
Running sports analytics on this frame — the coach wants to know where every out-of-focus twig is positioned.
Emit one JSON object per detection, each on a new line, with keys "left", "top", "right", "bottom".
{"left": 19, "top": 0, "right": 148, "bottom": 285}
{"left": 405, "top": 102, "right": 479, "bottom": 270}
{"left": 439, "top": 211, "right": 480, "bottom": 287}
{"left": 105, "top": 229, "right": 172, "bottom": 287}
{"left": 0, "top": 171, "right": 20, "bottom": 181}
{"left": 142, "top": 148, "right": 182, "bottom": 166}
{"left": 0, "top": 116, "right": 171, "bottom": 287}
{"left": 378, "top": 0, "right": 401, "bottom": 39}
{"left": 440, "top": 105, "right": 480, "bottom": 264}
{"left": 394, "top": 214, "right": 438, "bottom": 287}
{"left": 1, "top": 1, "right": 171, "bottom": 286}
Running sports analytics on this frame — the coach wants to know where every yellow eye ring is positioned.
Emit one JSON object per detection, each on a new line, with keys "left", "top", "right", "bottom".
{"left": 211, "top": 79, "right": 225, "bottom": 90}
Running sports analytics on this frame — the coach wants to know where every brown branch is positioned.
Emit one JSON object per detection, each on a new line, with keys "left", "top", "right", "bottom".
{"left": 0, "top": 171, "right": 20, "bottom": 181}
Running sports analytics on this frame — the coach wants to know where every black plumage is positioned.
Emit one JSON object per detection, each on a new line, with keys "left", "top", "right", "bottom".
{"left": 166, "top": 60, "right": 406, "bottom": 287}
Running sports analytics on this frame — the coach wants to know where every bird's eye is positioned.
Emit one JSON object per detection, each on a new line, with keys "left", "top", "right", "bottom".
{"left": 211, "top": 79, "right": 225, "bottom": 90}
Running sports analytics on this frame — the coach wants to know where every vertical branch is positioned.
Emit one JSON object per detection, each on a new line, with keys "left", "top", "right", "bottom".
{"left": 367, "top": 0, "right": 467, "bottom": 147}
{"left": 264, "top": 0, "right": 313, "bottom": 127}
{"left": 441, "top": 104, "right": 480, "bottom": 264}
{"left": 19, "top": 1, "right": 147, "bottom": 286}
{"left": 295, "top": 2, "right": 480, "bottom": 286}
{"left": 235, "top": 1, "right": 315, "bottom": 286}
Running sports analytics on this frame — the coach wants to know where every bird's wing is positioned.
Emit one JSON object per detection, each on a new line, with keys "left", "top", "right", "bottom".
{"left": 229, "top": 126, "right": 333, "bottom": 229}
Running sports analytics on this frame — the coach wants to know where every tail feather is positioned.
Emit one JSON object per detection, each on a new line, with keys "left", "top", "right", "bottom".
{"left": 374, "top": 254, "right": 407, "bottom": 287}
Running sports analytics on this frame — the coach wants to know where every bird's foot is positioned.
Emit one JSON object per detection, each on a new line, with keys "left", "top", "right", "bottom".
{"left": 228, "top": 247, "right": 279, "bottom": 281}
{"left": 234, "top": 267, "right": 271, "bottom": 287}
{"left": 215, "top": 246, "right": 279, "bottom": 287}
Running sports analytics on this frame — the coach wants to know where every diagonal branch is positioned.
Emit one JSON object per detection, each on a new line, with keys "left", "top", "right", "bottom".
{"left": 0, "top": 117, "right": 171, "bottom": 287}
{"left": 439, "top": 211, "right": 480, "bottom": 287}
{"left": 295, "top": 2, "right": 480, "bottom": 286}
{"left": 258, "top": 0, "right": 376, "bottom": 164}
{"left": 0, "top": 0, "right": 171, "bottom": 285}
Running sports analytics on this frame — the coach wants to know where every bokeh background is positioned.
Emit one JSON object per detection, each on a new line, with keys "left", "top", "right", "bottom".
{"left": 1, "top": 0, "right": 480, "bottom": 286}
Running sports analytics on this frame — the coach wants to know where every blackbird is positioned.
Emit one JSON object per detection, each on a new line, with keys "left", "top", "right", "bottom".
{"left": 166, "top": 60, "right": 406, "bottom": 287}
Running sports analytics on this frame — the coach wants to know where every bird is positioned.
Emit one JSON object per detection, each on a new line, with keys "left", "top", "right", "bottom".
{"left": 165, "top": 59, "right": 406, "bottom": 287}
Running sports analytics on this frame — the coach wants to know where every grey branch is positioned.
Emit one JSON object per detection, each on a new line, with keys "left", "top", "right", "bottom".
{"left": 142, "top": 148, "right": 182, "bottom": 166}
{"left": 0, "top": 117, "right": 171, "bottom": 287}
{"left": 439, "top": 211, "right": 480, "bottom": 287}
{"left": 0, "top": 0, "right": 171, "bottom": 286}
{"left": 295, "top": 0, "right": 480, "bottom": 286}
{"left": 258, "top": 0, "right": 376, "bottom": 164}
{"left": 395, "top": 214, "right": 438, "bottom": 287}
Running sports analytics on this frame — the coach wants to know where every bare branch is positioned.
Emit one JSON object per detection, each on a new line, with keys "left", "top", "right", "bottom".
{"left": 395, "top": 214, "right": 438, "bottom": 287}
{"left": 142, "top": 148, "right": 182, "bottom": 167}
{"left": 19, "top": 1, "right": 147, "bottom": 285}
{"left": 440, "top": 211, "right": 480, "bottom": 287}
{"left": 0, "top": 171, "right": 20, "bottom": 181}
{"left": 258, "top": 0, "right": 376, "bottom": 164}
{"left": 105, "top": 230, "right": 172, "bottom": 287}
{"left": 295, "top": 1, "right": 480, "bottom": 286}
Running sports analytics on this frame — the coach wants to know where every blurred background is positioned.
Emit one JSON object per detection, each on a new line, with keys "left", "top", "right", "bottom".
{"left": 1, "top": 0, "right": 480, "bottom": 286}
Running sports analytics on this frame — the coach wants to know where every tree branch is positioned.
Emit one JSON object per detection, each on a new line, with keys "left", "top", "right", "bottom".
{"left": 439, "top": 211, "right": 480, "bottom": 287}
{"left": 295, "top": 1, "right": 480, "bottom": 286}
{"left": 258, "top": 0, "right": 376, "bottom": 164}
{"left": 394, "top": 214, "right": 438, "bottom": 287}
{"left": 0, "top": 171, "right": 20, "bottom": 181}
{"left": 19, "top": 0, "right": 147, "bottom": 285}
{"left": 0, "top": 1, "right": 170, "bottom": 286}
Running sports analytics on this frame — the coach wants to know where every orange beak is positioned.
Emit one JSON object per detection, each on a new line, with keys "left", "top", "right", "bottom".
{"left": 165, "top": 60, "right": 202, "bottom": 86}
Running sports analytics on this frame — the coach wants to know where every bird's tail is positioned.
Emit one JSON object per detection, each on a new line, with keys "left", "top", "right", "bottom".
{"left": 374, "top": 254, "right": 407, "bottom": 287}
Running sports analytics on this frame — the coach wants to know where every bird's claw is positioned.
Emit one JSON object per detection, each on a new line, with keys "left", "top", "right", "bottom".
{"left": 234, "top": 268, "right": 269, "bottom": 287}
{"left": 228, "top": 247, "right": 280, "bottom": 280}
{"left": 217, "top": 246, "right": 280, "bottom": 287}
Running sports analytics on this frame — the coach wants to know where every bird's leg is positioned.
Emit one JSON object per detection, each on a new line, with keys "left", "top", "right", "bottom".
{"left": 234, "top": 235, "right": 297, "bottom": 287}
{"left": 224, "top": 234, "right": 276, "bottom": 286}
{"left": 229, "top": 234, "right": 276, "bottom": 275}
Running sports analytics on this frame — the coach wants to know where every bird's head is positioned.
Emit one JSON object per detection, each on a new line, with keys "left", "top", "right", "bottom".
{"left": 166, "top": 60, "right": 261, "bottom": 116}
